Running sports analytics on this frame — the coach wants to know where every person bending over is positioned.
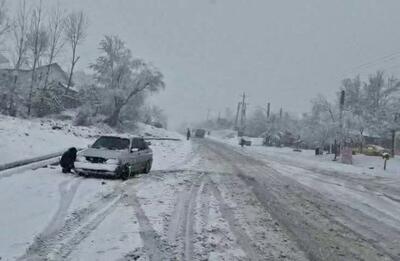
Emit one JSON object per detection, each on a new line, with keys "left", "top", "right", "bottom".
{"left": 60, "top": 147, "right": 77, "bottom": 173}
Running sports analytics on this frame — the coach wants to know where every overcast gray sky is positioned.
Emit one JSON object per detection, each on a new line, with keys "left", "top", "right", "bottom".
{"left": 8, "top": 0, "right": 400, "bottom": 128}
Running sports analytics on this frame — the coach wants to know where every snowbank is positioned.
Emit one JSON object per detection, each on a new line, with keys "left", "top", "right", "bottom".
{"left": 0, "top": 115, "right": 186, "bottom": 166}
{"left": 0, "top": 115, "right": 110, "bottom": 165}
{"left": 132, "top": 122, "right": 183, "bottom": 140}
{"left": 209, "top": 129, "right": 400, "bottom": 177}
{"left": 246, "top": 146, "right": 400, "bottom": 177}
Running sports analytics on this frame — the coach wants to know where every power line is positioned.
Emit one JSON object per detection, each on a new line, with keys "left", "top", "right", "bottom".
{"left": 347, "top": 51, "right": 400, "bottom": 74}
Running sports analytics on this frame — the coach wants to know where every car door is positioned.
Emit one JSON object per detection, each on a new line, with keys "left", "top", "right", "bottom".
{"left": 128, "top": 138, "right": 142, "bottom": 171}
{"left": 139, "top": 139, "right": 153, "bottom": 163}
{"left": 133, "top": 138, "right": 151, "bottom": 169}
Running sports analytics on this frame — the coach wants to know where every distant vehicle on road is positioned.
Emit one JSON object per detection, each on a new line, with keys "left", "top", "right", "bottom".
{"left": 75, "top": 135, "right": 153, "bottom": 180}
{"left": 363, "top": 144, "right": 389, "bottom": 156}
{"left": 239, "top": 137, "right": 251, "bottom": 147}
{"left": 195, "top": 129, "right": 206, "bottom": 138}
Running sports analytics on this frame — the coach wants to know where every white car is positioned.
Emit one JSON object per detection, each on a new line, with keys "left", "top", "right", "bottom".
{"left": 75, "top": 135, "right": 153, "bottom": 179}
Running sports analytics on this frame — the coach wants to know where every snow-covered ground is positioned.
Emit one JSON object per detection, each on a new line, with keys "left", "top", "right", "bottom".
{"left": 2, "top": 123, "right": 399, "bottom": 260}
{"left": 0, "top": 115, "right": 193, "bottom": 260}
{"left": 0, "top": 140, "right": 191, "bottom": 261}
{"left": 0, "top": 120, "right": 309, "bottom": 261}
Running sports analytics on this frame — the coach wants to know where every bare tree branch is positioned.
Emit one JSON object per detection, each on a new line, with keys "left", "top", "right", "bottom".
{"left": 64, "top": 10, "right": 88, "bottom": 92}
{"left": 26, "top": 0, "right": 49, "bottom": 116}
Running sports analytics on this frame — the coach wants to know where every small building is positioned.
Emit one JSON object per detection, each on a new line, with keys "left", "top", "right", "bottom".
{"left": 0, "top": 63, "right": 79, "bottom": 110}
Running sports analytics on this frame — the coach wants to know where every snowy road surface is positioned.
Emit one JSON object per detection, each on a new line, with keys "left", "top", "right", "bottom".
{"left": 1, "top": 139, "right": 400, "bottom": 260}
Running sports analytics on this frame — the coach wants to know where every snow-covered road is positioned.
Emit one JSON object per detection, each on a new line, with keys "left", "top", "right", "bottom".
{"left": 1, "top": 138, "right": 400, "bottom": 260}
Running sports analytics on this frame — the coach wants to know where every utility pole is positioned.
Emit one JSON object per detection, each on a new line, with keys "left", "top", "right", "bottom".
{"left": 234, "top": 102, "right": 241, "bottom": 130}
{"left": 392, "top": 113, "right": 400, "bottom": 157}
{"left": 279, "top": 107, "right": 283, "bottom": 119}
{"left": 234, "top": 92, "right": 247, "bottom": 135}
{"left": 335, "top": 90, "right": 346, "bottom": 161}
{"left": 339, "top": 90, "right": 345, "bottom": 132}
{"left": 391, "top": 130, "right": 396, "bottom": 157}
{"left": 267, "top": 102, "right": 270, "bottom": 118}
{"left": 206, "top": 109, "right": 211, "bottom": 121}
{"left": 240, "top": 92, "right": 247, "bottom": 133}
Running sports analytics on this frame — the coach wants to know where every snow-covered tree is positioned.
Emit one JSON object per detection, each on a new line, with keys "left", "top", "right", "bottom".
{"left": 140, "top": 105, "right": 168, "bottom": 128}
{"left": 90, "top": 35, "right": 165, "bottom": 127}
{"left": 340, "top": 72, "right": 400, "bottom": 147}
{"left": 246, "top": 108, "right": 268, "bottom": 137}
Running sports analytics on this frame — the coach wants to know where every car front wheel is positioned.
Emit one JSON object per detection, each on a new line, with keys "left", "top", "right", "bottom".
{"left": 118, "top": 164, "right": 130, "bottom": 180}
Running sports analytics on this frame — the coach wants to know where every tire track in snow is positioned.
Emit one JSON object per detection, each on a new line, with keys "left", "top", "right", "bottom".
{"left": 45, "top": 178, "right": 82, "bottom": 236}
{"left": 124, "top": 189, "right": 173, "bottom": 261}
{"left": 18, "top": 183, "right": 123, "bottom": 261}
{"left": 167, "top": 190, "right": 188, "bottom": 244}
{"left": 53, "top": 195, "right": 122, "bottom": 259}
{"left": 165, "top": 172, "right": 204, "bottom": 261}
{"left": 208, "top": 178, "right": 266, "bottom": 261}
{"left": 182, "top": 174, "right": 204, "bottom": 261}
{"left": 193, "top": 180, "right": 211, "bottom": 260}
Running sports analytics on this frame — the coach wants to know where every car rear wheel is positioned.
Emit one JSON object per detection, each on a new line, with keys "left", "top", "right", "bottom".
{"left": 144, "top": 161, "right": 152, "bottom": 174}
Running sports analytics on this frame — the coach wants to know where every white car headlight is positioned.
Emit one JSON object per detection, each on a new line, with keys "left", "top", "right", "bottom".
{"left": 106, "top": 158, "right": 120, "bottom": 165}
{"left": 76, "top": 156, "right": 87, "bottom": 162}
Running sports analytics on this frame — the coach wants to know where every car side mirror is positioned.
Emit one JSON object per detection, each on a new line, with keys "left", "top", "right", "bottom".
{"left": 146, "top": 141, "right": 151, "bottom": 146}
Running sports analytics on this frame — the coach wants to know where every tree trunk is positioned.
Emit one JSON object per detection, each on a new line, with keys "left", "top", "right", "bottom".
{"left": 105, "top": 106, "right": 122, "bottom": 127}
{"left": 27, "top": 60, "right": 38, "bottom": 116}
{"left": 8, "top": 74, "right": 19, "bottom": 116}
{"left": 66, "top": 48, "right": 77, "bottom": 95}
{"left": 66, "top": 61, "right": 75, "bottom": 95}
{"left": 37, "top": 64, "right": 53, "bottom": 117}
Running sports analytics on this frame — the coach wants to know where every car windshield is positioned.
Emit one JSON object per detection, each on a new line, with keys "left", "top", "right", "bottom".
{"left": 91, "top": 137, "right": 130, "bottom": 150}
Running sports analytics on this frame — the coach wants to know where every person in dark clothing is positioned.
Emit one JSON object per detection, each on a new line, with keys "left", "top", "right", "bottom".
{"left": 186, "top": 128, "right": 191, "bottom": 140}
{"left": 240, "top": 138, "right": 245, "bottom": 147}
{"left": 60, "top": 147, "right": 77, "bottom": 173}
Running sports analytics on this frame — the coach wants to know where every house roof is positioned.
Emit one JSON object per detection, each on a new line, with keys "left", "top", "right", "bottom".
{"left": 0, "top": 63, "right": 71, "bottom": 85}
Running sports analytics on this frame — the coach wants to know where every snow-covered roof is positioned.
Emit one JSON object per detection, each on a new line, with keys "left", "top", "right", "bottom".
{"left": 0, "top": 63, "right": 71, "bottom": 84}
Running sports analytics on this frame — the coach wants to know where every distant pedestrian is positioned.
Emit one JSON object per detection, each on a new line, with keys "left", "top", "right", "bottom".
{"left": 186, "top": 128, "right": 191, "bottom": 140}
{"left": 60, "top": 147, "right": 77, "bottom": 173}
